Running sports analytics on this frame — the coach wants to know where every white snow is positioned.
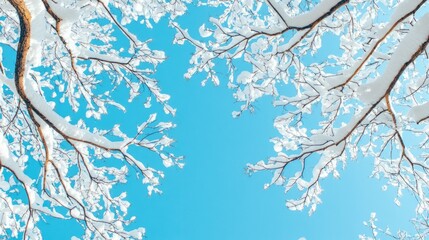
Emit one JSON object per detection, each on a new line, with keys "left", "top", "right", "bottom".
{"left": 327, "top": 0, "right": 426, "bottom": 89}
{"left": 408, "top": 102, "right": 429, "bottom": 123}
{"left": 358, "top": 12, "right": 429, "bottom": 104}
{"left": 268, "top": 0, "right": 345, "bottom": 28}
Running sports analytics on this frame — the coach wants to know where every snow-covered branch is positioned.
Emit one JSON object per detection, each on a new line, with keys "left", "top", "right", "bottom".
{"left": 0, "top": 0, "right": 190, "bottom": 238}
{"left": 178, "top": 0, "right": 429, "bottom": 232}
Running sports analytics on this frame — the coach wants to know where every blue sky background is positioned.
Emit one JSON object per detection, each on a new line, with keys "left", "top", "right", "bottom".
{"left": 32, "top": 4, "right": 421, "bottom": 240}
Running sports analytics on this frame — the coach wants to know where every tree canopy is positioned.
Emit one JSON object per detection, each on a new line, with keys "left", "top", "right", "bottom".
{"left": 177, "top": 0, "right": 429, "bottom": 238}
{"left": 1, "top": 0, "right": 188, "bottom": 238}
{"left": 1, "top": 0, "right": 429, "bottom": 239}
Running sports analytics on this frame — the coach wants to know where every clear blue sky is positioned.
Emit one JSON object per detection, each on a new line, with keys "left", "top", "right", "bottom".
{"left": 37, "top": 4, "right": 418, "bottom": 240}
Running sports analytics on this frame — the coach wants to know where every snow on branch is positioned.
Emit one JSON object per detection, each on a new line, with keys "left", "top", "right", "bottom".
{"left": 0, "top": 0, "right": 190, "bottom": 239}
{"left": 178, "top": 0, "right": 429, "bottom": 233}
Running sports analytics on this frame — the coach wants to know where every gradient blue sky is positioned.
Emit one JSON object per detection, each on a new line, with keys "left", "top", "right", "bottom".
{"left": 35, "top": 4, "right": 420, "bottom": 240}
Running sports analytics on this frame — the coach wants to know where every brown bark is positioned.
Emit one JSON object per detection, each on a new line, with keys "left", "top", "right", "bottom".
{"left": 7, "top": 0, "right": 117, "bottom": 150}
{"left": 7, "top": 0, "right": 31, "bottom": 100}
